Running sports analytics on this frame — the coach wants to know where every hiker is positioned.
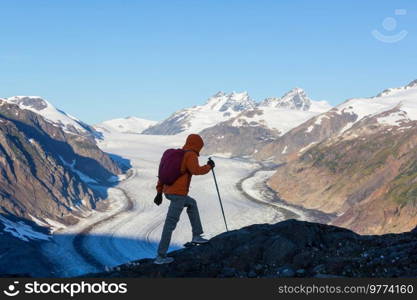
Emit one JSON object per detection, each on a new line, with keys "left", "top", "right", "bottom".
{"left": 154, "top": 134, "right": 215, "bottom": 265}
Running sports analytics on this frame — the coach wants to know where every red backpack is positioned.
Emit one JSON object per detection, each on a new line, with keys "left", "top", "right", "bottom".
{"left": 158, "top": 149, "right": 188, "bottom": 185}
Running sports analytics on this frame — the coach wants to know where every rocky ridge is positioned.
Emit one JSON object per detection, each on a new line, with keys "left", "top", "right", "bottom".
{"left": 91, "top": 219, "right": 417, "bottom": 278}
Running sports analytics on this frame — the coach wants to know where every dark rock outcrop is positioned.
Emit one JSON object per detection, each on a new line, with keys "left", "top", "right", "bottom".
{"left": 0, "top": 222, "right": 51, "bottom": 277}
{"left": 91, "top": 220, "right": 417, "bottom": 278}
{"left": 200, "top": 112, "right": 281, "bottom": 157}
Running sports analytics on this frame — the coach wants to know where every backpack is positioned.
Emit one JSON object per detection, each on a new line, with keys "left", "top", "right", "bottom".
{"left": 158, "top": 149, "right": 188, "bottom": 185}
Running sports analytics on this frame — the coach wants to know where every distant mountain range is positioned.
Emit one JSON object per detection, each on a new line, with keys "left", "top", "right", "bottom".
{"left": 200, "top": 88, "right": 332, "bottom": 157}
{"left": 255, "top": 79, "right": 417, "bottom": 162}
{"left": 95, "top": 116, "right": 156, "bottom": 135}
{"left": 143, "top": 91, "right": 256, "bottom": 135}
{"left": 143, "top": 89, "right": 331, "bottom": 138}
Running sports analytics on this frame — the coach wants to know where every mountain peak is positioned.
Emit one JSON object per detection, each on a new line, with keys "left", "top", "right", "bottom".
{"left": 260, "top": 88, "right": 312, "bottom": 111}
{"left": 230, "top": 90, "right": 249, "bottom": 99}
{"left": 405, "top": 79, "right": 417, "bottom": 89}
{"left": 288, "top": 87, "right": 305, "bottom": 93}
{"left": 221, "top": 91, "right": 255, "bottom": 112}
{"left": 6, "top": 96, "right": 50, "bottom": 111}
{"left": 205, "top": 91, "right": 255, "bottom": 112}
{"left": 3, "top": 95, "right": 94, "bottom": 136}
{"left": 281, "top": 87, "right": 308, "bottom": 99}
{"left": 145, "top": 91, "right": 257, "bottom": 135}
{"left": 213, "top": 91, "right": 226, "bottom": 98}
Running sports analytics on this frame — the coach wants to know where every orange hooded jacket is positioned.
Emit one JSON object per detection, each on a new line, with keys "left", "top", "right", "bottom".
{"left": 156, "top": 134, "right": 212, "bottom": 196}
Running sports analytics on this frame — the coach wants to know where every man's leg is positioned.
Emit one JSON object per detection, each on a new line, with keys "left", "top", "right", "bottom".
{"left": 184, "top": 196, "right": 203, "bottom": 238}
{"left": 157, "top": 195, "right": 185, "bottom": 257}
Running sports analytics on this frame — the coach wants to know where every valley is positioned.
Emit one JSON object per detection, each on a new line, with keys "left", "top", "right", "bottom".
{"left": 1, "top": 79, "right": 417, "bottom": 277}
{"left": 43, "top": 132, "right": 317, "bottom": 277}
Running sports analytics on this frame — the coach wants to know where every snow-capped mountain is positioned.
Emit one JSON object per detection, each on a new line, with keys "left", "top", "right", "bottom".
{"left": 376, "top": 79, "right": 417, "bottom": 97}
{"left": 1, "top": 96, "right": 95, "bottom": 136}
{"left": 334, "top": 81, "right": 417, "bottom": 132}
{"left": 200, "top": 89, "right": 332, "bottom": 157}
{"left": 207, "top": 91, "right": 256, "bottom": 112}
{"left": 95, "top": 116, "right": 157, "bottom": 134}
{"left": 255, "top": 79, "right": 417, "bottom": 162}
{"left": 230, "top": 88, "right": 332, "bottom": 134}
{"left": 260, "top": 88, "right": 312, "bottom": 111}
{"left": 143, "top": 91, "right": 257, "bottom": 135}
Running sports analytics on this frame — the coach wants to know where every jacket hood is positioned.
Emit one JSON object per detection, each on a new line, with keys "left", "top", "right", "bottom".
{"left": 183, "top": 134, "right": 204, "bottom": 155}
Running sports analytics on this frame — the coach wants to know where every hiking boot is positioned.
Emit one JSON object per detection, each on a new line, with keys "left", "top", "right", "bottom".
{"left": 154, "top": 256, "right": 174, "bottom": 265}
{"left": 192, "top": 235, "right": 209, "bottom": 244}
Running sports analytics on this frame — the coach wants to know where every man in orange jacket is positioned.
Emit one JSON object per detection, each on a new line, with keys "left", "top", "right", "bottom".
{"left": 154, "top": 134, "right": 215, "bottom": 265}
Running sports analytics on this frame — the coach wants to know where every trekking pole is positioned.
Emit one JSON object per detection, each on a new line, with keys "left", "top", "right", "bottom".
{"left": 209, "top": 157, "right": 229, "bottom": 232}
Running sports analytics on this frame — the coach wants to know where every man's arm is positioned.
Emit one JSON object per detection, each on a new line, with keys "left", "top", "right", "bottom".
{"left": 186, "top": 153, "right": 212, "bottom": 175}
{"left": 156, "top": 180, "right": 164, "bottom": 193}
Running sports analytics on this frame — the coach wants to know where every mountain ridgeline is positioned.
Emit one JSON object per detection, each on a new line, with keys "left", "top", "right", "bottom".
{"left": 143, "top": 91, "right": 258, "bottom": 135}
{"left": 143, "top": 88, "right": 332, "bottom": 157}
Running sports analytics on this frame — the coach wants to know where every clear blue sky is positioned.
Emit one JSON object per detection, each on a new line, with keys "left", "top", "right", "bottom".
{"left": 1, "top": 0, "right": 416, "bottom": 123}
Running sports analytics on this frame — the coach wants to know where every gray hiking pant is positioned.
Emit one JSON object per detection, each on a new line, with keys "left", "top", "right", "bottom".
{"left": 157, "top": 194, "right": 203, "bottom": 257}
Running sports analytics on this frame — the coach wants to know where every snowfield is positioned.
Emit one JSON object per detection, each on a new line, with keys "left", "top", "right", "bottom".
{"left": 95, "top": 116, "right": 157, "bottom": 134}
{"left": 336, "top": 81, "right": 417, "bottom": 133}
{"left": 43, "top": 132, "right": 308, "bottom": 277}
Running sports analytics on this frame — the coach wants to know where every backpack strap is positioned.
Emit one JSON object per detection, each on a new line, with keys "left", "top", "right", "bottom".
{"left": 181, "top": 150, "right": 195, "bottom": 175}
